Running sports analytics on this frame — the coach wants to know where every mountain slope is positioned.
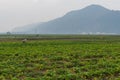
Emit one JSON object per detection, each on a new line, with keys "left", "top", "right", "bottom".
{"left": 12, "top": 22, "right": 43, "bottom": 34}
{"left": 12, "top": 5, "right": 120, "bottom": 34}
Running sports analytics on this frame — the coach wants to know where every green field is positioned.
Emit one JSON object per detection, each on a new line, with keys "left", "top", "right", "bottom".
{"left": 0, "top": 35, "right": 120, "bottom": 80}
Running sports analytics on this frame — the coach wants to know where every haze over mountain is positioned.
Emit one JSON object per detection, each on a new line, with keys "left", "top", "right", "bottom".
{"left": 12, "top": 5, "right": 120, "bottom": 34}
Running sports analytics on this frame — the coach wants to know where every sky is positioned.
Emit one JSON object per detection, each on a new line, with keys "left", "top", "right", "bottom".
{"left": 0, "top": 0, "right": 120, "bottom": 32}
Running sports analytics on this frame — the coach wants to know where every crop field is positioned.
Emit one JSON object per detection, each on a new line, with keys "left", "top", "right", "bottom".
{"left": 0, "top": 35, "right": 120, "bottom": 80}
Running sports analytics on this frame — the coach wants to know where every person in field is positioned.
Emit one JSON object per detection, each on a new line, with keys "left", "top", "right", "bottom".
{"left": 22, "top": 38, "right": 27, "bottom": 43}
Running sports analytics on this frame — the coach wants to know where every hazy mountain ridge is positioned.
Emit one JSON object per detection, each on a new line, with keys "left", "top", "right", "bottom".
{"left": 12, "top": 5, "right": 120, "bottom": 34}
{"left": 13, "top": 22, "right": 43, "bottom": 34}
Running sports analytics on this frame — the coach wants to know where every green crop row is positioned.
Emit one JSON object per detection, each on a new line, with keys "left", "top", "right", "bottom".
{"left": 0, "top": 35, "right": 120, "bottom": 80}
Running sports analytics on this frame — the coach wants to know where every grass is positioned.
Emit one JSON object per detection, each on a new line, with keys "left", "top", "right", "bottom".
{"left": 0, "top": 35, "right": 120, "bottom": 80}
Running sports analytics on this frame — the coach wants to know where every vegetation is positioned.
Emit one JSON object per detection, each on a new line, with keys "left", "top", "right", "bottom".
{"left": 0, "top": 35, "right": 120, "bottom": 80}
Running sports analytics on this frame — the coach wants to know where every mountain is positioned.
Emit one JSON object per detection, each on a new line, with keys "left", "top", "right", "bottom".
{"left": 12, "top": 22, "right": 43, "bottom": 34}
{"left": 12, "top": 5, "right": 120, "bottom": 34}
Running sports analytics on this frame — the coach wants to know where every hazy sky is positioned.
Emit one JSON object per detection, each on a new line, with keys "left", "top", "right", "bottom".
{"left": 0, "top": 0, "right": 120, "bottom": 32}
